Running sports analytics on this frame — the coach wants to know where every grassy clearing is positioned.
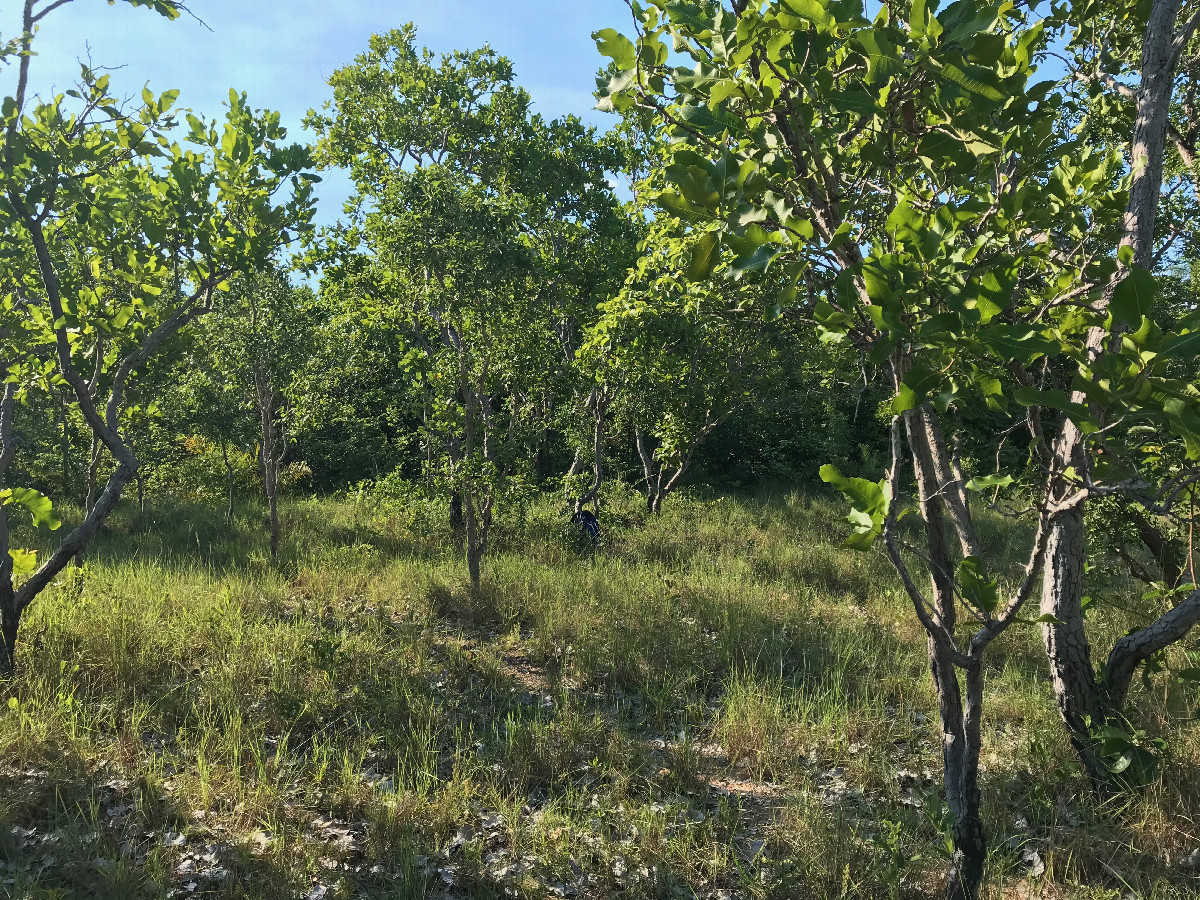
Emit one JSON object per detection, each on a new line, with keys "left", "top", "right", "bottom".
{"left": 1, "top": 483, "right": 1198, "bottom": 899}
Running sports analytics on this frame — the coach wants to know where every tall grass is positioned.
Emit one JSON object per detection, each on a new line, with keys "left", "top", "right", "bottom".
{"left": 0, "top": 482, "right": 1196, "bottom": 898}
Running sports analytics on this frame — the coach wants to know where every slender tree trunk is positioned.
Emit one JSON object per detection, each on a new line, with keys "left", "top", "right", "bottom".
{"left": 84, "top": 432, "right": 101, "bottom": 515}
{"left": 449, "top": 492, "right": 465, "bottom": 546}
{"left": 0, "top": 576, "right": 17, "bottom": 675}
{"left": 222, "top": 441, "right": 235, "bottom": 526}
{"left": 58, "top": 395, "right": 70, "bottom": 498}
{"left": 255, "top": 367, "right": 281, "bottom": 559}
{"left": 635, "top": 428, "right": 663, "bottom": 514}
{"left": 0, "top": 384, "right": 16, "bottom": 673}
{"left": 1040, "top": 0, "right": 1194, "bottom": 781}
{"left": 464, "top": 489, "right": 483, "bottom": 588}
{"left": 907, "top": 412, "right": 986, "bottom": 900}
{"left": 76, "top": 433, "right": 103, "bottom": 566}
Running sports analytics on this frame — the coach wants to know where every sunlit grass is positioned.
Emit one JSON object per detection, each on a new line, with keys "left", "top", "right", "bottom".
{"left": 1, "top": 482, "right": 1197, "bottom": 898}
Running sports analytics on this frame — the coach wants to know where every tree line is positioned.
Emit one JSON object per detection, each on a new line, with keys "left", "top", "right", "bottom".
{"left": 1, "top": 2, "right": 1198, "bottom": 898}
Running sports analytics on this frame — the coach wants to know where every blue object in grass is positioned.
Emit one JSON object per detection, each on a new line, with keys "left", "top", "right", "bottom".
{"left": 573, "top": 508, "right": 600, "bottom": 542}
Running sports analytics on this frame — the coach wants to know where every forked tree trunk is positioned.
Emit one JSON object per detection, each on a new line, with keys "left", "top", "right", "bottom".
{"left": 906, "top": 409, "right": 986, "bottom": 899}
{"left": 1040, "top": 0, "right": 1199, "bottom": 782}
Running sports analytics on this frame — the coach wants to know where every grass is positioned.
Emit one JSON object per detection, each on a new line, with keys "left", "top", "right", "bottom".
{"left": 1, "top": 481, "right": 1198, "bottom": 899}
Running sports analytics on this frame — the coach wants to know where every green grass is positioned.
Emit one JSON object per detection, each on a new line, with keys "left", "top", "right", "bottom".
{"left": 1, "top": 482, "right": 1198, "bottom": 899}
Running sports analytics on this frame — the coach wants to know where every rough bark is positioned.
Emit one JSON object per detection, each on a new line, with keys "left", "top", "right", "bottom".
{"left": 1040, "top": 0, "right": 1197, "bottom": 781}
{"left": 906, "top": 409, "right": 985, "bottom": 900}
{"left": 0, "top": 383, "right": 18, "bottom": 673}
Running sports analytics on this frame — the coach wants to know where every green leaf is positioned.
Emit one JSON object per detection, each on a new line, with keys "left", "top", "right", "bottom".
{"left": 9, "top": 548, "right": 37, "bottom": 576}
{"left": 957, "top": 556, "right": 998, "bottom": 614}
{"left": 855, "top": 29, "right": 901, "bottom": 83}
{"left": 938, "top": 61, "right": 1006, "bottom": 102}
{"left": 1110, "top": 265, "right": 1156, "bottom": 326}
{"left": 594, "top": 29, "right": 638, "bottom": 69}
{"left": 820, "top": 463, "right": 890, "bottom": 551}
{"left": 781, "top": 0, "right": 835, "bottom": 31}
{"left": 688, "top": 231, "right": 721, "bottom": 281}
{"left": 978, "top": 325, "right": 1060, "bottom": 366}
{"left": 891, "top": 360, "right": 941, "bottom": 414}
{"left": 1, "top": 488, "right": 62, "bottom": 530}
{"left": 1012, "top": 387, "right": 1092, "bottom": 424}
{"left": 1158, "top": 330, "right": 1200, "bottom": 360}
{"left": 965, "top": 473, "right": 1014, "bottom": 491}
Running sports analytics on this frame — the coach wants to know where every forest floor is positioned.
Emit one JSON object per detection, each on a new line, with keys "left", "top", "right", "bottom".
{"left": 1, "top": 484, "right": 1199, "bottom": 899}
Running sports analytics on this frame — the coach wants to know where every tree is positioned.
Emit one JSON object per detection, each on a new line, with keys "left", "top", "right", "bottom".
{"left": 588, "top": 214, "right": 777, "bottom": 513}
{"left": 198, "top": 272, "right": 319, "bottom": 556}
{"left": 0, "top": 0, "right": 315, "bottom": 670}
{"left": 1034, "top": 0, "right": 1200, "bottom": 784}
{"left": 594, "top": 1, "right": 1200, "bottom": 895}
{"left": 309, "top": 27, "right": 626, "bottom": 585}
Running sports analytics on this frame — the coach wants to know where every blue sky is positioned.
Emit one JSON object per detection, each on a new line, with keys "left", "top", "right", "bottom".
{"left": 0, "top": 0, "right": 632, "bottom": 225}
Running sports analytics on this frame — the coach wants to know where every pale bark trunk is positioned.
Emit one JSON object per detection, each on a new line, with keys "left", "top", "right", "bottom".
{"left": 255, "top": 366, "right": 281, "bottom": 559}
{"left": 222, "top": 441, "right": 235, "bottom": 526}
{"left": 1040, "top": 0, "right": 1194, "bottom": 781}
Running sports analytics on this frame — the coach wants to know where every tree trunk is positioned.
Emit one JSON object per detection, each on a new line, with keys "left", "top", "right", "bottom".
{"left": 255, "top": 367, "right": 281, "bottom": 559}
{"left": 222, "top": 441, "right": 235, "bottom": 526}
{"left": 84, "top": 432, "right": 101, "bottom": 515}
{"left": 1040, "top": 498, "right": 1109, "bottom": 782}
{"left": 464, "top": 489, "right": 483, "bottom": 589}
{"left": 907, "top": 413, "right": 986, "bottom": 900}
{"left": 58, "top": 396, "right": 70, "bottom": 498}
{"left": 76, "top": 433, "right": 103, "bottom": 566}
{"left": 449, "top": 492, "right": 465, "bottom": 548}
{"left": 0, "top": 572, "right": 18, "bottom": 676}
{"left": 1039, "top": 0, "right": 1193, "bottom": 782}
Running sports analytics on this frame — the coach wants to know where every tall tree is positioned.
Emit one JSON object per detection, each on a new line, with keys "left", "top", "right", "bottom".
{"left": 309, "top": 26, "right": 626, "bottom": 585}
{"left": 0, "top": 0, "right": 315, "bottom": 669}
{"left": 1036, "top": 0, "right": 1200, "bottom": 783}
{"left": 594, "top": 0, "right": 1199, "bottom": 894}
{"left": 198, "top": 272, "right": 319, "bottom": 557}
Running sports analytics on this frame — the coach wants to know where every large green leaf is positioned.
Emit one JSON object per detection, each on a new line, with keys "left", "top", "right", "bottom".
{"left": 820, "top": 463, "right": 890, "bottom": 551}
{"left": 957, "top": 556, "right": 998, "bottom": 614}
{"left": 978, "top": 325, "right": 1060, "bottom": 366}
{"left": 891, "top": 359, "right": 941, "bottom": 414}
{"left": 938, "top": 61, "right": 1006, "bottom": 102}
{"left": 1, "top": 488, "right": 62, "bottom": 530}
{"left": 9, "top": 548, "right": 37, "bottom": 576}
{"left": 965, "top": 473, "right": 1014, "bottom": 491}
{"left": 781, "top": 0, "right": 835, "bottom": 31}
{"left": 1110, "top": 265, "right": 1156, "bottom": 326}
{"left": 687, "top": 231, "right": 721, "bottom": 281}
{"left": 593, "top": 29, "right": 638, "bottom": 69}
